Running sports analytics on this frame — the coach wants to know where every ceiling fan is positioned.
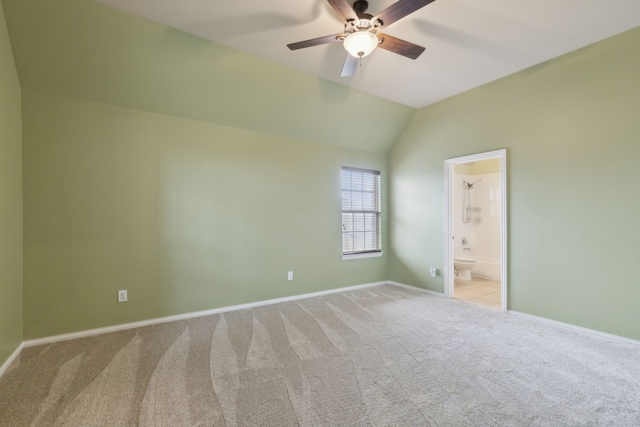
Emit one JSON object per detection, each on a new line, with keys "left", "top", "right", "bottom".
{"left": 287, "top": 0, "right": 436, "bottom": 77}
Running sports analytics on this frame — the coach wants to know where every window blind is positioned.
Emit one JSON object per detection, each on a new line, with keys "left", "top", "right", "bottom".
{"left": 341, "top": 167, "right": 381, "bottom": 255}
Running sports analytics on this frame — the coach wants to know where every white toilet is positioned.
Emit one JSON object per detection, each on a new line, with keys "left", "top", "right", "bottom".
{"left": 454, "top": 257, "right": 476, "bottom": 281}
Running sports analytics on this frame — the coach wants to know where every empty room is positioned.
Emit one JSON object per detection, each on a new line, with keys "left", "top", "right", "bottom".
{"left": 1, "top": 0, "right": 639, "bottom": 425}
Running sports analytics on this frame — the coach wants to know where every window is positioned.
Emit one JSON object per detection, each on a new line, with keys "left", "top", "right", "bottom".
{"left": 341, "top": 167, "right": 382, "bottom": 258}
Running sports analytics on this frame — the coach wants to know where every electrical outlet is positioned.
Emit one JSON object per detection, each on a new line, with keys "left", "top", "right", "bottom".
{"left": 118, "top": 289, "right": 128, "bottom": 302}
{"left": 287, "top": 271, "right": 294, "bottom": 281}
{"left": 430, "top": 267, "right": 438, "bottom": 277}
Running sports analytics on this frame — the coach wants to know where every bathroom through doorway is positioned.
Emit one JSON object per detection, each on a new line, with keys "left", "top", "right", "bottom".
{"left": 444, "top": 150, "right": 507, "bottom": 312}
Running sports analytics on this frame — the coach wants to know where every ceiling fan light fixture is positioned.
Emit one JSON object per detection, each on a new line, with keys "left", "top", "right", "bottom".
{"left": 343, "top": 31, "right": 378, "bottom": 58}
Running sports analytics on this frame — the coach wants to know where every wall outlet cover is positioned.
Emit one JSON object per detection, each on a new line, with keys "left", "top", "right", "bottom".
{"left": 118, "top": 289, "right": 128, "bottom": 302}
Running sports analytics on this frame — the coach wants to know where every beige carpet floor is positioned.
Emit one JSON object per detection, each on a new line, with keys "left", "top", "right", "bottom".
{"left": 1, "top": 284, "right": 639, "bottom": 426}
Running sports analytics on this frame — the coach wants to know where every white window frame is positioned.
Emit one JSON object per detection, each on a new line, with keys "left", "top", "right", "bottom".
{"left": 341, "top": 167, "right": 383, "bottom": 260}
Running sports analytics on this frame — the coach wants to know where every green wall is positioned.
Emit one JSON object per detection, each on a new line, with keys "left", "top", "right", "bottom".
{"left": 2, "top": 0, "right": 414, "bottom": 154}
{"left": 0, "top": 1, "right": 22, "bottom": 364}
{"left": 22, "top": 90, "right": 388, "bottom": 339}
{"left": 6, "top": 0, "right": 405, "bottom": 344}
{"left": 3, "top": 0, "right": 639, "bottom": 359}
{"left": 390, "top": 27, "right": 640, "bottom": 340}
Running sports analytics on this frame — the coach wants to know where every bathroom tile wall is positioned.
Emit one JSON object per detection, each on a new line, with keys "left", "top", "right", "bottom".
{"left": 453, "top": 171, "right": 501, "bottom": 280}
{"left": 452, "top": 172, "right": 474, "bottom": 258}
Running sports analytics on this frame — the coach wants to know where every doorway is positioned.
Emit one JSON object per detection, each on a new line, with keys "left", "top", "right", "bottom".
{"left": 444, "top": 150, "right": 507, "bottom": 312}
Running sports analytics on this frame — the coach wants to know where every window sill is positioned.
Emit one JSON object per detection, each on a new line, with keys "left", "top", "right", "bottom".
{"left": 342, "top": 251, "right": 383, "bottom": 260}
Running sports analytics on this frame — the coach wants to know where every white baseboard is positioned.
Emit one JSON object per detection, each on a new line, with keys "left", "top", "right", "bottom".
{"left": 387, "top": 281, "right": 445, "bottom": 297}
{"left": 6, "top": 281, "right": 638, "bottom": 377}
{"left": 23, "top": 281, "right": 388, "bottom": 348}
{"left": 390, "top": 284, "right": 640, "bottom": 348}
{"left": 0, "top": 342, "right": 24, "bottom": 378}
{"left": 470, "top": 273, "right": 501, "bottom": 281}
{"left": 508, "top": 310, "right": 640, "bottom": 348}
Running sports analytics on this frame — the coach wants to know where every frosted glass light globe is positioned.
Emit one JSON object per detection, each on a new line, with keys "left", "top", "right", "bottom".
{"left": 343, "top": 31, "right": 378, "bottom": 58}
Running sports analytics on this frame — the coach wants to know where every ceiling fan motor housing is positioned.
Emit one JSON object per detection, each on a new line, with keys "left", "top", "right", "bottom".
{"left": 345, "top": 0, "right": 381, "bottom": 34}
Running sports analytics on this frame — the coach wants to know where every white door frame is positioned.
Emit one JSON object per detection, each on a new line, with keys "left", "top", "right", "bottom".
{"left": 444, "top": 149, "right": 507, "bottom": 313}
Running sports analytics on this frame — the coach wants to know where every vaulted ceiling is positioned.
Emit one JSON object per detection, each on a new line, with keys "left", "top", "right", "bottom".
{"left": 3, "top": 0, "right": 639, "bottom": 153}
{"left": 3, "top": 0, "right": 418, "bottom": 152}
{"left": 95, "top": 0, "right": 640, "bottom": 108}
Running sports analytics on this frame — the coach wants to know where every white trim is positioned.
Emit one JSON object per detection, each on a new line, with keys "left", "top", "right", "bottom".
{"left": 342, "top": 251, "right": 383, "bottom": 260}
{"left": 5, "top": 282, "right": 640, "bottom": 378}
{"left": 509, "top": 310, "right": 640, "bottom": 348}
{"left": 469, "top": 273, "right": 500, "bottom": 281}
{"left": 499, "top": 152, "right": 508, "bottom": 312}
{"left": 443, "top": 161, "right": 452, "bottom": 298}
{"left": 0, "top": 342, "right": 24, "bottom": 377}
{"left": 23, "top": 281, "right": 388, "bottom": 348}
{"left": 444, "top": 149, "right": 508, "bottom": 313}
{"left": 387, "top": 281, "right": 445, "bottom": 297}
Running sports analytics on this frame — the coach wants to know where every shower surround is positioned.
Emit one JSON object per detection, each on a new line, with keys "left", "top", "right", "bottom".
{"left": 453, "top": 169, "right": 502, "bottom": 280}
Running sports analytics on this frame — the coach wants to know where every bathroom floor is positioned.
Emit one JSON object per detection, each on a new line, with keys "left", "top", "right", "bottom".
{"left": 454, "top": 276, "right": 501, "bottom": 309}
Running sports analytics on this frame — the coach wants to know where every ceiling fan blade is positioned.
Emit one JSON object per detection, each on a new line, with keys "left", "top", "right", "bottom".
{"left": 340, "top": 54, "right": 358, "bottom": 77}
{"left": 326, "top": 0, "right": 358, "bottom": 23}
{"left": 287, "top": 34, "right": 344, "bottom": 50}
{"left": 377, "top": 33, "right": 425, "bottom": 59}
{"left": 373, "top": 0, "right": 436, "bottom": 28}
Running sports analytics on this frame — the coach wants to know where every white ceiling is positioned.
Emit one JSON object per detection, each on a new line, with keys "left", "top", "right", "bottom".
{"left": 95, "top": 0, "right": 640, "bottom": 108}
